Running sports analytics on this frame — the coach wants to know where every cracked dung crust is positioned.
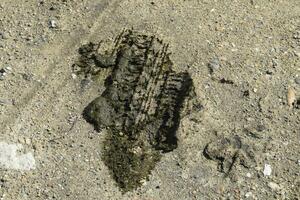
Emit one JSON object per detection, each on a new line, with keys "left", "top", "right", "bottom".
{"left": 74, "top": 29, "right": 194, "bottom": 192}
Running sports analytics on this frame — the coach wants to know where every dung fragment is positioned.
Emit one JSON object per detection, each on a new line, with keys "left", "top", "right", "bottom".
{"left": 73, "top": 29, "right": 195, "bottom": 192}
{"left": 203, "top": 135, "right": 256, "bottom": 175}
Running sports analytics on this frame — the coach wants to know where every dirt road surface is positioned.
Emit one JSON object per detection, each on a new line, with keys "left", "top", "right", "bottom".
{"left": 0, "top": 0, "right": 299, "bottom": 199}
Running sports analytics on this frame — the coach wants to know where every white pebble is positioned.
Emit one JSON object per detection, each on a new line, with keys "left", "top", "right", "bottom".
{"left": 5, "top": 66, "right": 12, "bottom": 71}
{"left": 71, "top": 73, "right": 77, "bottom": 79}
{"left": 49, "top": 20, "right": 57, "bottom": 28}
{"left": 245, "top": 192, "right": 253, "bottom": 198}
{"left": 263, "top": 164, "right": 272, "bottom": 176}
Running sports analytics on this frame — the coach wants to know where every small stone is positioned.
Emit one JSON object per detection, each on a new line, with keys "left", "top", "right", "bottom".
{"left": 208, "top": 58, "right": 220, "bottom": 73}
{"left": 245, "top": 191, "right": 253, "bottom": 198}
{"left": 266, "top": 70, "right": 273, "bottom": 75}
{"left": 287, "top": 87, "right": 296, "bottom": 107}
{"left": 246, "top": 172, "right": 252, "bottom": 178}
{"left": 18, "top": 138, "right": 25, "bottom": 144}
{"left": 0, "top": 68, "right": 7, "bottom": 80}
{"left": 25, "top": 138, "right": 31, "bottom": 145}
{"left": 5, "top": 66, "right": 12, "bottom": 71}
{"left": 268, "top": 182, "right": 280, "bottom": 191}
{"left": 49, "top": 20, "right": 57, "bottom": 28}
{"left": 295, "top": 77, "right": 300, "bottom": 85}
{"left": 263, "top": 164, "right": 272, "bottom": 176}
{"left": 71, "top": 73, "right": 77, "bottom": 79}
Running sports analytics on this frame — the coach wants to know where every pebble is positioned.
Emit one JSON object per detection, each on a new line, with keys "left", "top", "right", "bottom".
{"left": 5, "top": 66, "right": 12, "bottom": 71}
{"left": 295, "top": 77, "right": 300, "bottom": 85}
{"left": 71, "top": 73, "right": 77, "bottom": 79}
{"left": 25, "top": 138, "right": 31, "bottom": 145}
{"left": 208, "top": 58, "right": 220, "bottom": 73}
{"left": 263, "top": 164, "right": 272, "bottom": 176}
{"left": 18, "top": 138, "right": 25, "bottom": 144}
{"left": 245, "top": 191, "right": 253, "bottom": 198}
{"left": 287, "top": 87, "right": 296, "bottom": 107}
{"left": 268, "top": 182, "right": 280, "bottom": 191}
{"left": 246, "top": 172, "right": 252, "bottom": 178}
{"left": 0, "top": 68, "right": 7, "bottom": 80}
{"left": 49, "top": 20, "right": 57, "bottom": 28}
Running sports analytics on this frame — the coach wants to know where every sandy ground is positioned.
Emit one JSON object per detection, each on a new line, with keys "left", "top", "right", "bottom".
{"left": 0, "top": 0, "right": 299, "bottom": 199}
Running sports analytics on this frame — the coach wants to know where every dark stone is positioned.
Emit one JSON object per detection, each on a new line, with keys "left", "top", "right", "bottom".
{"left": 219, "top": 78, "right": 234, "bottom": 84}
